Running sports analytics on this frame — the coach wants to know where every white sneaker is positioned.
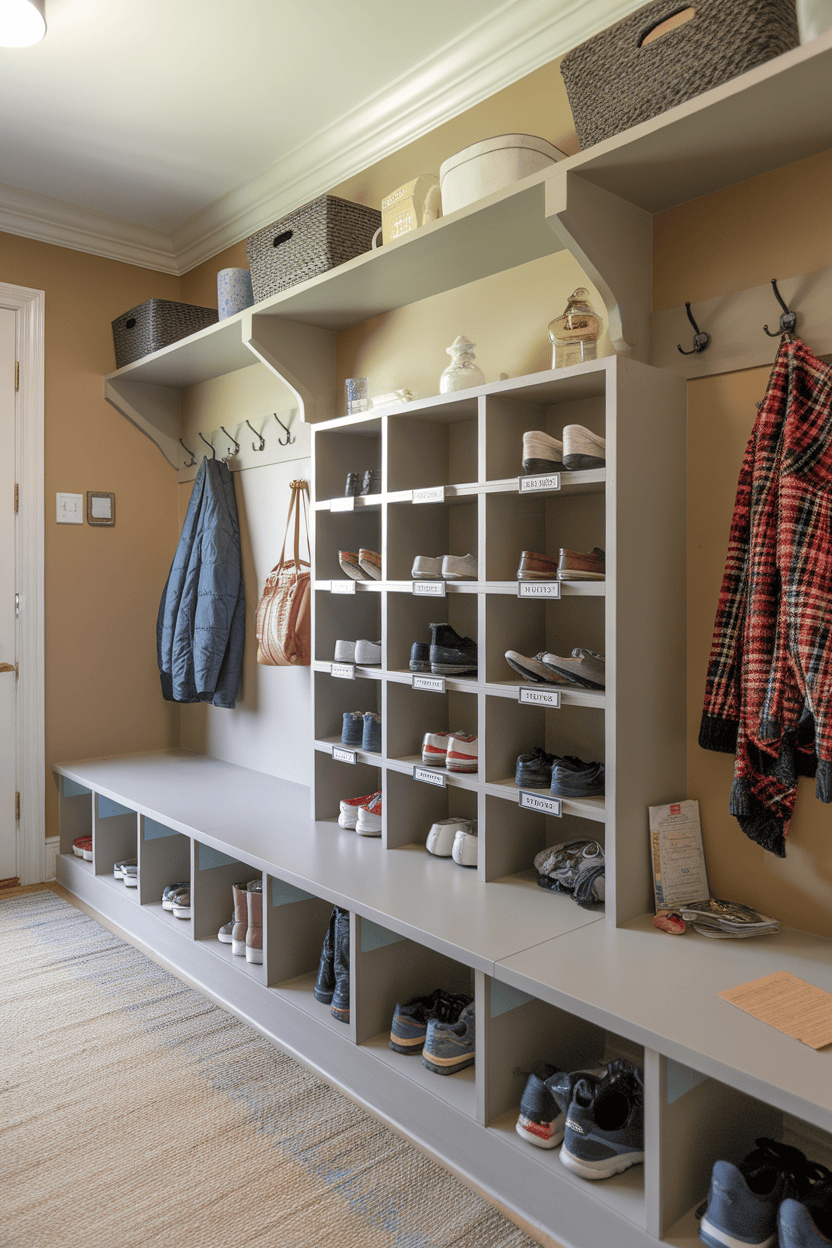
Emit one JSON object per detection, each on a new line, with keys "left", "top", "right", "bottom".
{"left": 562, "top": 425, "right": 606, "bottom": 471}
{"left": 426, "top": 817, "right": 474, "bottom": 857}
{"left": 412, "top": 555, "right": 443, "bottom": 579}
{"left": 452, "top": 828, "right": 478, "bottom": 867}
{"left": 356, "top": 794, "right": 382, "bottom": 836}
{"left": 446, "top": 734, "right": 478, "bottom": 773}
{"left": 354, "top": 639, "right": 381, "bottom": 665}
{"left": 334, "top": 639, "right": 356, "bottom": 662}
{"left": 441, "top": 553, "right": 477, "bottom": 580}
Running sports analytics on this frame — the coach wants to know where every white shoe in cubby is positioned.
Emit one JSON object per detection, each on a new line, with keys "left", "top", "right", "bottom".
{"left": 426, "top": 817, "right": 474, "bottom": 857}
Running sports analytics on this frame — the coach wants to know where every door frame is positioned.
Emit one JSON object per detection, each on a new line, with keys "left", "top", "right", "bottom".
{"left": 0, "top": 282, "right": 45, "bottom": 886}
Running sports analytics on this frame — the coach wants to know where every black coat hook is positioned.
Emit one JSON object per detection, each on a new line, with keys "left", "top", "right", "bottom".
{"left": 198, "top": 431, "right": 216, "bottom": 458}
{"left": 245, "top": 419, "right": 265, "bottom": 452}
{"left": 179, "top": 438, "right": 196, "bottom": 467}
{"left": 274, "top": 413, "right": 295, "bottom": 446}
{"left": 220, "top": 426, "right": 241, "bottom": 456}
{"left": 677, "top": 302, "right": 710, "bottom": 355}
{"left": 763, "top": 278, "right": 797, "bottom": 338}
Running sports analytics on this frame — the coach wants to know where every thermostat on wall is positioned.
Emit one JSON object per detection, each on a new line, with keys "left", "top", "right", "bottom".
{"left": 87, "top": 492, "right": 115, "bottom": 526}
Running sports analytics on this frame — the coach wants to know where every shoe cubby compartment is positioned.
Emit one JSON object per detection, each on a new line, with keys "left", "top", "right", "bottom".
{"left": 313, "top": 670, "right": 383, "bottom": 757}
{"left": 313, "top": 748, "right": 381, "bottom": 826}
{"left": 484, "top": 592, "right": 606, "bottom": 688}
{"left": 383, "top": 767, "right": 477, "bottom": 852}
{"left": 92, "top": 794, "right": 138, "bottom": 898}
{"left": 483, "top": 489, "right": 606, "bottom": 585}
{"left": 265, "top": 878, "right": 348, "bottom": 1031}
{"left": 354, "top": 916, "right": 477, "bottom": 1118}
{"left": 386, "top": 402, "right": 479, "bottom": 493}
{"left": 386, "top": 592, "right": 480, "bottom": 684}
{"left": 138, "top": 816, "right": 191, "bottom": 915}
{"left": 385, "top": 682, "right": 477, "bottom": 769}
{"left": 482, "top": 375, "right": 607, "bottom": 484}
{"left": 58, "top": 776, "right": 92, "bottom": 857}
{"left": 192, "top": 842, "right": 265, "bottom": 982}
{"left": 385, "top": 496, "right": 479, "bottom": 584}
{"left": 313, "top": 420, "right": 382, "bottom": 505}
{"left": 480, "top": 793, "right": 604, "bottom": 886}
{"left": 314, "top": 508, "right": 382, "bottom": 583}
{"left": 313, "top": 589, "right": 381, "bottom": 666}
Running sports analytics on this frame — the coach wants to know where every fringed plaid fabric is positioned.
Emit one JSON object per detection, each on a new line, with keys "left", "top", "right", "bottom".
{"left": 700, "top": 337, "right": 832, "bottom": 855}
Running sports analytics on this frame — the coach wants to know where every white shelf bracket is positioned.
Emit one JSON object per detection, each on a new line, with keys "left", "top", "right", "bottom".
{"left": 103, "top": 377, "right": 182, "bottom": 468}
{"left": 243, "top": 313, "right": 337, "bottom": 424}
{"left": 545, "top": 170, "right": 653, "bottom": 362}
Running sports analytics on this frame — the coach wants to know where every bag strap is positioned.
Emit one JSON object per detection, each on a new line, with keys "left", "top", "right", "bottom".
{"left": 277, "top": 479, "right": 310, "bottom": 570}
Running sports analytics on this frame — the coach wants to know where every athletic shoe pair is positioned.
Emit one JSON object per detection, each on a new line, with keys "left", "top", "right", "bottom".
{"left": 516, "top": 1058, "right": 643, "bottom": 1180}
{"left": 699, "top": 1138, "right": 832, "bottom": 1248}
{"left": 72, "top": 836, "right": 92, "bottom": 860}
{"left": 389, "top": 989, "right": 475, "bottom": 1075}
{"left": 161, "top": 881, "right": 191, "bottom": 919}
{"left": 515, "top": 747, "right": 605, "bottom": 798}
{"left": 333, "top": 639, "right": 381, "bottom": 665}
{"left": 425, "top": 817, "right": 478, "bottom": 867}
{"left": 338, "top": 549, "right": 381, "bottom": 581}
{"left": 422, "top": 731, "right": 478, "bottom": 772}
{"left": 338, "top": 790, "right": 382, "bottom": 836}
{"left": 505, "top": 647, "right": 605, "bottom": 690}
{"left": 522, "top": 425, "right": 606, "bottom": 475}
{"left": 412, "top": 623, "right": 477, "bottom": 676}
{"left": 113, "top": 858, "right": 138, "bottom": 887}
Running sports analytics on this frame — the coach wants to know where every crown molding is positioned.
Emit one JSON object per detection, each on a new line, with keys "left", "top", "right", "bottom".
{"left": 0, "top": 0, "right": 645, "bottom": 276}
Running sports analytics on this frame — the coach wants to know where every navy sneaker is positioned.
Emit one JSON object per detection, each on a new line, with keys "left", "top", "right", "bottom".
{"left": 515, "top": 747, "right": 558, "bottom": 789}
{"left": 700, "top": 1139, "right": 827, "bottom": 1248}
{"left": 429, "top": 623, "right": 477, "bottom": 676}
{"left": 410, "top": 642, "right": 431, "bottom": 672}
{"left": 561, "top": 1059, "right": 644, "bottom": 1180}
{"left": 341, "top": 711, "right": 364, "bottom": 747}
{"left": 423, "top": 1000, "right": 475, "bottom": 1075}
{"left": 779, "top": 1174, "right": 832, "bottom": 1248}
{"left": 361, "top": 712, "right": 381, "bottom": 753}
{"left": 516, "top": 1062, "right": 606, "bottom": 1149}
{"left": 550, "top": 756, "right": 605, "bottom": 798}
{"left": 389, "top": 989, "right": 472, "bottom": 1055}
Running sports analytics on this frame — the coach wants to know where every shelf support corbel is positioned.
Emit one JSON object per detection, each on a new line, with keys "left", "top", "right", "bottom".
{"left": 243, "top": 313, "right": 337, "bottom": 424}
{"left": 545, "top": 170, "right": 653, "bottom": 361}
{"left": 104, "top": 377, "right": 182, "bottom": 468}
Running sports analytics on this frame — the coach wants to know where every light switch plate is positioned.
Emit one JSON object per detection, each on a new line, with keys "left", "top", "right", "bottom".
{"left": 56, "top": 493, "right": 83, "bottom": 524}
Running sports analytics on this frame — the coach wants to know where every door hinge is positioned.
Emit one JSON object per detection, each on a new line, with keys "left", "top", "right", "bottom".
{"left": 15, "top": 792, "right": 20, "bottom": 821}
{"left": 14, "top": 483, "right": 18, "bottom": 512}
{"left": 14, "top": 362, "right": 19, "bottom": 391}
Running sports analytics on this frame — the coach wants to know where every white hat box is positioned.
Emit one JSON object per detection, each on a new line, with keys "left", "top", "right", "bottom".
{"left": 439, "top": 133, "right": 566, "bottom": 215}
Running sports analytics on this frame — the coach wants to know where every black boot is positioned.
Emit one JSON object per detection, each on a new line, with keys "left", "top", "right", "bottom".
{"left": 330, "top": 907, "right": 350, "bottom": 1023}
{"left": 313, "top": 908, "right": 337, "bottom": 1004}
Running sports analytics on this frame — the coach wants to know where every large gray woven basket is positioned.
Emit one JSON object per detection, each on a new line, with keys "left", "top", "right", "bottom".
{"left": 560, "top": 0, "right": 799, "bottom": 150}
{"left": 246, "top": 195, "right": 381, "bottom": 302}
{"left": 112, "top": 299, "right": 218, "bottom": 369}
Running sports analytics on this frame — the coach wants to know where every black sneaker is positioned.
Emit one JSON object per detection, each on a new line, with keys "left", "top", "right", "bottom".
{"left": 561, "top": 1059, "right": 644, "bottom": 1180}
{"left": 550, "top": 756, "right": 605, "bottom": 798}
{"left": 388, "top": 988, "right": 472, "bottom": 1055}
{"left": 429, "top": 623, "right": 477, "bottom": 676}
{"left": 516, "top": 1062, "right": 606, "bottom": 1149}
{"left": 515, "top": 747, "right": 558, "bottom": 789}
{"left": 409, "top": 642, "right": 431, "bottom": 672}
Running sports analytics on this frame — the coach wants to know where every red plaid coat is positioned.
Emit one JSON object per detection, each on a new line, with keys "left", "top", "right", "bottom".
{"left": 699, "top": 337, "right": 832, "bottom": 856}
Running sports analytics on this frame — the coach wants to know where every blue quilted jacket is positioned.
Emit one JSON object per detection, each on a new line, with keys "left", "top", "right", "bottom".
{"left": 157, "top": 456, "right": 245, "bottom": 708}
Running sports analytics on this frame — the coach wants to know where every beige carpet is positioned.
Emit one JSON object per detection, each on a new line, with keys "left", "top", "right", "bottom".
{"left": 0, "top": 890, "right": 544, "bottom": 1248}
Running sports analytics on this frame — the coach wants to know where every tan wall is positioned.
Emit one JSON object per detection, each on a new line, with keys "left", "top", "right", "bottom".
{"left": 654, "top": 148, "right": 832, "bottom": 938}
{"left": 1, "top": 233, "right": 181, "bottom": 840}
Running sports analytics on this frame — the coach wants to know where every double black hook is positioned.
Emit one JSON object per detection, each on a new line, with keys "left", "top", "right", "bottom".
{"left": 763, "top": 278, "right": 797, "bottom": 338}
{"left": 677, "top": 302, "right": 710, "bottom": 355}
{"left": 179, "top": 438, "right": 196, "bottom": 467}
{"left": 274, "top": 412, "right": 295, "bottom": 446}
{"left": 220, "top": 426, "right": 241, "bottom": 457}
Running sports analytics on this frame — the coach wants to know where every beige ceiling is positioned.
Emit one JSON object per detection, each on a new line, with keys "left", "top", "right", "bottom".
{"left": 0, "top": 0, "right": 647, "bottom": 271}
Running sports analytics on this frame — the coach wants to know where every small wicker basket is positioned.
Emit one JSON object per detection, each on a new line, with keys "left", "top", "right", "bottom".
{"left": 560, "top": 0, "right": 799, "bottom": 150}
{"left": 246, "top": 195, "right": 381, "bottom": 302}
{"left": 112, "top": 299, "right": 218, "bottom": 369}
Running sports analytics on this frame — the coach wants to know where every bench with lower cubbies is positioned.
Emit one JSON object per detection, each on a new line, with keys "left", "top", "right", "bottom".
{"left": 55, "top": 749, "right": 832, "bottom": 1248}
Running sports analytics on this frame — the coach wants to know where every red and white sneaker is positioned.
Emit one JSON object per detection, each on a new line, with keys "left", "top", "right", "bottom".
{"left": 356, "top": 794, "right": 382, "bottom": 837}
{"left": 446, "top": 734, "right": 478, "bottom": 773}
{"left": 421, "top": 730, "right": 465, "bottom": 767}
{"left": 339, "top": 791, "right": 381, "bottom": 830}
{"left": 72, "top": 836, "right": 93, "bottom": 861}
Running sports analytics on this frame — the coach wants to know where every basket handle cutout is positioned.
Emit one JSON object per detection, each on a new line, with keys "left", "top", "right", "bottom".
{"left": 640, "top": 7, "right": 695, "bottom": 46}
{"left": 125, "top": 317, "right": 136, "bottom": 329}
{"left": 273, "top": 230, "right": 294, "bottom": 248}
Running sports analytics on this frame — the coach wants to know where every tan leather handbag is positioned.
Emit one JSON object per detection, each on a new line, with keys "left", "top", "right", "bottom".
{"left": 255, "top": 479, "right": 311, "bottom": 666}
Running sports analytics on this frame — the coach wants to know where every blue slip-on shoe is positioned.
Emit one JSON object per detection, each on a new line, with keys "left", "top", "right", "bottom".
{"left": 423, "top": 1000, "right": 475, "bottom": 1075}
{"left": 550, "top": 756, "right": 605, "bottom": 798}
{"left": 362, "top": 712, "right": 382, "bottom": 753}
{"left": 561, "top": 1059, "right": 644, "bottom": 1180}
{"left": 341, "top": 711, "right": 364, "bottom": 747}
{"left": 700, "top": 1139, "right": 826, "bottom": 1248}
{"left": 778, "top": 1175, "right": 832, "bottom": 1248}
{"left": 389, "top": 989, "right": 472, "bottom": 1054}
{"left": 516, "top": 1062, "right": 607, "bottom": 1149}
{"left": 515, "top": 747, "right": 558, "bottom": 789}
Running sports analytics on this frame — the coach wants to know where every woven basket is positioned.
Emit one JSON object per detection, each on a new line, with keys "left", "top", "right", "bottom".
{"left": 246, "top": 195, "right": 381, "bottom": 302}
{"left": 112, "top": 299, "right": 218, "bottom": 369}
{"left": 560, "top": 0, "right": 799, "bottom": 149}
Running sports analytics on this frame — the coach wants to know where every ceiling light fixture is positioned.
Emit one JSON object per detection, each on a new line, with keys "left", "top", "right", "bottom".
{"left": 0, "top": 0, "right": 46, "bottom": 46}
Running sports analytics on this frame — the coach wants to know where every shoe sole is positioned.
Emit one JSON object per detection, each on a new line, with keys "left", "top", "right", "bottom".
{"left": 697, "top": 1217, "right": 776, "bottom": 1248}
{"left": 557, "top": 570, "right": 605, "bottom": 580}
{"left": 422, "top": 1052, "right": 475, "bottom": 1075}
{"left": 123, "top": 877, "right": 138, "bottom": 887}
{"left": 313, "top": 987, "right": 334, "bottom": 1004}
{"left": 217, "top": 933, "right": 233, "bottom": 944}
{"left": 541, "top": 663, "right": 604, "bottom": 690}
{"left": 409, "top": 661, "right": 431, "bottom": 671}
{"left": 515, "top": 1117, "right": 564, "bottom": 1149}
{"left": 562, "top": 454, "right": 605, "bottom": 471}
{"left": 231, "top": 940, "right": 246, "bottom": 956}
{"left": 560, "top": 1146, "right": 644, "bottom": 1180}
{"left": 523, "top": 458, "right": 565, "bottom": 475}
{"left": 172, "top": 908, "right": 191, "bottom": 919}
{"left": 388, "top": 1032, "right": 426, "bottom": 1054}
{"left": 330, "top": 1006, "right": 350, "bottom": 1024}
{"left": 430, "top": 663, "right": 477, "bottom": 675}
{"left": 516, "top": 571, "right": 559, "bottom": 580}
{"left": 245, "top": 948, "right": 263, "bottom": 964}
{"left": 550, "top": 784, "right": 605, "bottom": 798}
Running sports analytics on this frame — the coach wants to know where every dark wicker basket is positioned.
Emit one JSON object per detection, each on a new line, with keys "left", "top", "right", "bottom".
{"left": 560, "top": 0, "right": 799, "bottom": 149}
{"left": 246, "top": 195, "right": 381, "bottom": 302}
{"left": 112, "top": 299, "right": 218, "bottom": 369}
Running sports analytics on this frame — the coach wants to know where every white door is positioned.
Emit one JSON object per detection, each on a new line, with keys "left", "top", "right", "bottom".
{"left": 0, "top": 308, "right": 17, "bottom": 880}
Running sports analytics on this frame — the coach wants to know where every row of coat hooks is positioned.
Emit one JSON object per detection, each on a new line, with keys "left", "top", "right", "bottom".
{"left": 179, "top": 413, "right": 296, "bottom": 466}
{"left": 677, "top": 279, "right": 798, "bottom": 355}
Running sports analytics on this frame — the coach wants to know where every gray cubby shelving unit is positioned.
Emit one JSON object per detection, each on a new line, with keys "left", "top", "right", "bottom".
{"left": 56, "top": 33, "right": 832, "bottom": 1248}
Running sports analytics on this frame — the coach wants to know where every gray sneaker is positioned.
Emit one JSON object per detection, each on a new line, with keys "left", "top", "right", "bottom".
{"left": 505, "top": 650, "right": 571, "bottom": 684}
{"left": 542, "top": 648, "right": 605, "bottom": 690}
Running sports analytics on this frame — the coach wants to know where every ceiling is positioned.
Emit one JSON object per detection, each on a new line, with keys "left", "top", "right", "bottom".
{"left": 0, "top": 0, "right": 646, "bottom": 273}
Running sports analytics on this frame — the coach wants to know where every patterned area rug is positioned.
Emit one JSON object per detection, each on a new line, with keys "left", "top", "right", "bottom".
{"left": 0, "top": 891, "right": 543, "bottom": 1248}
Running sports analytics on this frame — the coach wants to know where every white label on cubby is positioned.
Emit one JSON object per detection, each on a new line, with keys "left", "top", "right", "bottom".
{"left": 519, "top": 473, "right": 561, "bottom": 493}
{"left": 330, "top": 495, "right": 355, "bottom": 512}
{"left": 332, "top": 746, "right": 358, "bottom": 765}
{"left": 413, "top": 766, "right": 447, "bottom": 788}
{"left": 519, "top": 791, "right": 562, "bottom": 816}
{"left": 518, "top": 581, "right": 561, "bottom": 599}
{"left": 412, "top": 675, "right": 446, "bottom": 693}
{"left": 412, "top": 580, "right": 446, "bottom": 597}
{"left": 518, "top": 687, "right": 561, "bottom": 708}
{"left": 330, "top": 580, "right": 356, "bottom": 594}
{"left": 330, "top": 663, "right": 356, "bottom": 680}
{"left": 412, "top": 486, "right": 445, "bottom": 505}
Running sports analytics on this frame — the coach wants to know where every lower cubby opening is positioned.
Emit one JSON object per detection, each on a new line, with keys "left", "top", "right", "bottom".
{"left": 384, "top": 767, "right": 478, "bottom": 859}
{"left": 191, "top": 841, "right": 263, "bottom": 976}
{"left": 138, "top": 817, "right": 190, "bottom": 909}
{"left": 93, "top": 796, "right": 137, "bottom": 880}
{"left": 484, "top": 979, "right": 646, "bottom": 1227}
{"left": 267, "top": 883, "right": 353, "bottom": 1037}
{"left": 58, "top": 779, "right": 92, "bottom": 856}
{"left": 354, "top": 917, "right": 478, "bottom": 1118}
